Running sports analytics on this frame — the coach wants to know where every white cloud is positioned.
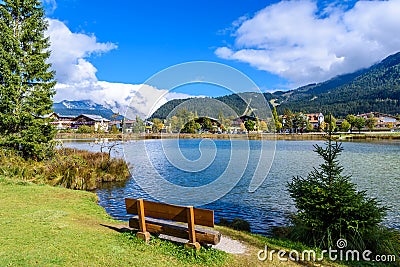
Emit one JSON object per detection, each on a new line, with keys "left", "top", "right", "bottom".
{"left": 216, "top": 0, "right": 400, "bottom": 86}
{"left": 46, "top": 19, "right": 191, "bottom": 118}
{"left": 53, "top": 81, "right": 192, "bottom": 118}
{"left": 47, "top": 19, "right": 117, "bottom": 84}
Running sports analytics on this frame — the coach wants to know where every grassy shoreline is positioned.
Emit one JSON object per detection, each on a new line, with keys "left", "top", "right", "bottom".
{"left": 1, "top": 179, "right": 337, "bottom": 267}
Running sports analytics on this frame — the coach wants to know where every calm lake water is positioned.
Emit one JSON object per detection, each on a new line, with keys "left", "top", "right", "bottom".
{"left": 62, "top": 139, "right": 400, "bottom": 235}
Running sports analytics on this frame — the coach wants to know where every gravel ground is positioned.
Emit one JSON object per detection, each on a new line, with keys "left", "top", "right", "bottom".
{"left": 212, "top": 236, "right": 247, "bottom": 254}
{"left": 158, "top": 234, "right": 247, "bottom": 254}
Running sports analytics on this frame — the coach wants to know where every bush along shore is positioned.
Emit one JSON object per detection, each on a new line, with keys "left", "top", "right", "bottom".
{"left": 0, "top": 148, "right": 130, "bottom": 190}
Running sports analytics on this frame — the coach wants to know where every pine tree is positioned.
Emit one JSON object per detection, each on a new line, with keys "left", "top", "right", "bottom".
{"left": 0, "top": 0, "right": 56, "bottom": 160}
{"left": 272, "top": 106, "right": 282, "bottom": 132}
{"left": 287, "top": 129, "right": 386, "bottom": 250}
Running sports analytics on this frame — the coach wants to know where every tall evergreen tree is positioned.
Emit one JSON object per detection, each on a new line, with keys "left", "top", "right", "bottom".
{"left": 272, "top": 106, "right": 282, "bottom": 132}
{"left": 0, "top": 0, "right": 56, "bottom": 160}
{"left": 283, "top": 108, "right": 293, "bottom": 133}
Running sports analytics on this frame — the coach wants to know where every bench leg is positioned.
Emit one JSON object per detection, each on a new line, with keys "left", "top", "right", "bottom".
{"left": 136, "top": 231, "right": 151, "bottom": 242}
{"left": 184, "top": 242, "right": 201, "bottom": 250}
{"left": 185, "top": 206, "right": 200, "bottom": 250}
{"left": 136, "top": 199, "right": 150, "bottom": 243}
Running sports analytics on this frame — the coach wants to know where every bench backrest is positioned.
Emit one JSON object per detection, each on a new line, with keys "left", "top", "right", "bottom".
{"left": 125, "top": 198, "right": 214, "bottom": 227}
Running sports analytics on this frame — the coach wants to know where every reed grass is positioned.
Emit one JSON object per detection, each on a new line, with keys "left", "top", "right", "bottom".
{"left": 0, "top": 148, "right": 130, "bottom": 190}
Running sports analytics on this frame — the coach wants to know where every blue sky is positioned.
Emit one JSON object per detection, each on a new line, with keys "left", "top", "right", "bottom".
{"left": 47, "top": 0, "right": 287, "bottom": 95}
{"left": 44, "top": 0, "right": 400, "bottom": 116}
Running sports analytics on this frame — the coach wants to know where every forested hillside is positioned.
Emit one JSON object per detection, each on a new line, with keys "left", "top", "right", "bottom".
{"left": 276, "top": 52, "right": 400, "bottom": 116}
{"left": 151, "top": 92, "right": 276, "bottom": 120}
{"left": 150, "top": 52, "right": 400, "bottom": 118}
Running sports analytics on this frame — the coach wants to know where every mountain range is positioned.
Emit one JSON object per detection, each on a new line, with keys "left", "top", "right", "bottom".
{"left": 52, "top": 100, "right": 122, "bottom": 120}
{"left": 151, "top": 52, "right": 400, "bottom": 118}
{"left": 53, "top": 52, "right": 400, "bottom": 119}
{"left": 275, "top": 51, "right": 400, "bottom": 116}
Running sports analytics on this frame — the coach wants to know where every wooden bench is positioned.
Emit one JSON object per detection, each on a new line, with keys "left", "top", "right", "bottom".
{"left": 125, "top": 198, "right": 221, "bottom": 250}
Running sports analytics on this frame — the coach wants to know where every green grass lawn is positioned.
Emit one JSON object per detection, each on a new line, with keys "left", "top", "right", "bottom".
{"left": 0, "top": 176, "right": 362, "bottom": 267}
{"left": 0, "top": 179, "right": 229, "bottom": 267}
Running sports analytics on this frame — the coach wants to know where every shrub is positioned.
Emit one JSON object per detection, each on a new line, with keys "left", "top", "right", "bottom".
{"left": 77, "top": 125, "right": 94, "bottom": 133}
{"left": 110, "top": 125, "right": 120, "bottom": 134}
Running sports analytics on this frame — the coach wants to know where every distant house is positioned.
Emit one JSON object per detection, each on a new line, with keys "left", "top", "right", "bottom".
{"left": 108, "top": 119, "right": 136, "bottom": 133}
{"left": 231, "top": 115, "right": 257, "bottom": 133}
{"left": 358, "top": 112, "right": 400, "bottom": 128}
{"left": 48, "top": 112, "right": 75, "bottom": 130}
{"left": 122, "top": 119, "right": 135, "bottom": 133}
{"left": 145, "top": 120, "right": 153, "bottom": 133}
{"left": 305, "top": 113, "right": 324, "bottom": 129}
{"left": 194, "top": 117, "right": 222, "bottom": 133}
{"left": 73, "top": 114, "right": 110, "bottom": 132}
{"left": 108, "top": 120, "right": 122, "bottom": 132}
{"left": 229, "top": 98, "right": 260, "bottom": 133}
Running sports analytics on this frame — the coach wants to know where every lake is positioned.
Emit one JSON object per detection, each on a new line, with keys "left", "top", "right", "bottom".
{"left": 62, "top": 138, "right": 400, "bottom": 235}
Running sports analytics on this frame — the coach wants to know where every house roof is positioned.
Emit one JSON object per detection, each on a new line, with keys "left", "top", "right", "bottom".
{"left": 358, "top": 112, "right": 398, "bottom": 120}
{"left": 75, "top": 114, "right": 110, "bottom": 122}
{"left": 58, "top": 114, "right": 76, "bottom": 119}
{"left": 195, "top": 116, "right": 220, "bottom": 123}
{"left": 109, "top": 120, "right": 121, "bottom": 125}
{"left": 305, "top": 113, "right": 323, "bottom": 117}
{"left": 37, "top": 112, "right": 58, "bottom": 119}
{"left": 237, "top": 115, "right": 257, "bottom": 121}
{"left": 305, "top": 113, "right": 323, "bottom": 123}
{"left": 43, "top": 112, "right": 75, "bottom": 119}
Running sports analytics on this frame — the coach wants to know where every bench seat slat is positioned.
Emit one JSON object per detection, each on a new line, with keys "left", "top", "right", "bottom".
{"left": 125, "top": 198, "right": 214, "bottom": 227}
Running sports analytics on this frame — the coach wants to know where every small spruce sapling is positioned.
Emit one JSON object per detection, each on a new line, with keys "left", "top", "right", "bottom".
{"left": 287, "top": 115, "right": 386, "bottom": 250}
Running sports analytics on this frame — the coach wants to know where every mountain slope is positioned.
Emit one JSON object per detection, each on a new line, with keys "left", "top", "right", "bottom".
{"left": 52, "top": 100, "right": 122, "bottom": 120}
{"left": 150, "top": 92, "right": 277, "bottom": 120}
{"left": 277, "top": 52, "right": 400, "bottom": 116}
